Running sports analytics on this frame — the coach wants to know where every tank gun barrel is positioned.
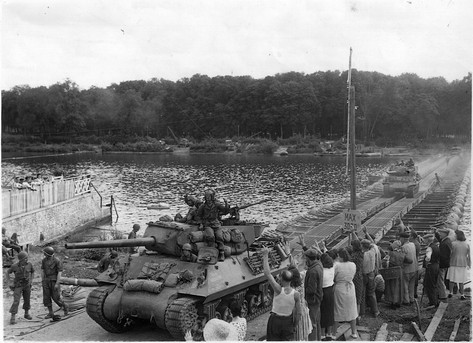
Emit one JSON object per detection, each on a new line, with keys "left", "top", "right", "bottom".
{"left": 65, "top": 237, "right": 156, "bottom": 250}
{"left": 60, "top": 277, "right": 99, "bottom": 287}
{"left": 231, "top": 198, "right": 271, "bottom": 211}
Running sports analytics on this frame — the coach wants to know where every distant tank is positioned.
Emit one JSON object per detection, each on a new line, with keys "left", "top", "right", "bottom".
{"left": 63, "top": 215, "right": 290, "bottom": 340}
{"left": 382, "top": 161, "right": 420, "bottom": 198}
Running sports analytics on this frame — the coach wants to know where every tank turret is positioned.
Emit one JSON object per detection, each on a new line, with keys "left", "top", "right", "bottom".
{"left": 383, "top": 162, "right": 420, "bottom": 198}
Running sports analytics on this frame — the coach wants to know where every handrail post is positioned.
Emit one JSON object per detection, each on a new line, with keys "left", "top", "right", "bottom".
{"left": 111, "top": 195, "right": 119, "bottom": 221}
{"left": 89, "top": 182, "right": 103, "bottom": 208}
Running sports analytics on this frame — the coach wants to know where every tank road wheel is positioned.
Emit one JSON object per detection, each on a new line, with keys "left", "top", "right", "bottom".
{"left": 165, "top": 297, "right": 199, "bottom": 340}
{"left": 240, "top": 299, "right": 249, "bottom": 319}
{"left": 86, "top": 286, "right": 131, "bottom": 333}
{"left": 245, "top": 294, "right": 259, "bottom": 315}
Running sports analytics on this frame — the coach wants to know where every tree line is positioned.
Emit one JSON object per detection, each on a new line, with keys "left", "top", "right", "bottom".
{"left": 2, "top": 70, "right": 471, "bottom": 145}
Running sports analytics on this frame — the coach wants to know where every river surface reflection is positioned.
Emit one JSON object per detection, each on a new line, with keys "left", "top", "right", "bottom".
{"left": 2, "top": 153, "right": 404, "bottom": 233}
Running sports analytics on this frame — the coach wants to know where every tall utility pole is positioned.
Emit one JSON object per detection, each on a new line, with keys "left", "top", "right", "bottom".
{"left": 347, "top": 48, "right": 357, "bottom": 210}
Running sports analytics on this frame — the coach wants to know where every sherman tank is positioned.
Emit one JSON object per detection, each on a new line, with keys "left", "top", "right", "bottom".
{"left": 63, "top": 214, "right": 290, "bottom": 340}
{"left": 382, "top": 160, "right": 420, "bottom": 198}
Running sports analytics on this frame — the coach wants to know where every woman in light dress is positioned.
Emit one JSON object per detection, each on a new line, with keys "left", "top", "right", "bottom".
{"left": 333, "top": 248, "right": 359, "bottom": 339}
{"left": 289, "top": 254, "right": 313, "bottom": 341}
{"left": 447, "top": 230, "right": 470, "bottom": 299}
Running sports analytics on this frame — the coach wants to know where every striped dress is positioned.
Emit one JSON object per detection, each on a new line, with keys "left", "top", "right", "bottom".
{"left": 294, "top": 270, "right": 313, "bottom": 341}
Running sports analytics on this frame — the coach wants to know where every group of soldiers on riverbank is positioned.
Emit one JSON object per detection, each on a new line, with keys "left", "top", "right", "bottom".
{"left": 5, "top": 245, "right": 68, "bottom": 325}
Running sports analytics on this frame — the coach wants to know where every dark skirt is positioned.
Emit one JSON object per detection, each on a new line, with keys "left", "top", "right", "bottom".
{"left": 320, "top": 285, "right": 335, "bottom": 328}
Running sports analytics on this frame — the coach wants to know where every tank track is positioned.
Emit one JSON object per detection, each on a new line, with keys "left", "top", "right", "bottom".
{"left": 246, "top": 300, "right": 272, "bottom": 321}
{"left": 165, "top": 297, "right": 199, "bottom": 340}
{"left": 86, "top": 286, "right": 129, "bottom": 333}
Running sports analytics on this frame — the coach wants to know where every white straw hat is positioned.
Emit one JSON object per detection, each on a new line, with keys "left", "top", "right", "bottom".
{"left": 203, "top": 318, "right": 238, "bottom": 341}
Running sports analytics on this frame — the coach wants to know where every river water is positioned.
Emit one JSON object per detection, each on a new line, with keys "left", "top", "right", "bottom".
{"left": 2, "top": 152, "right": 413, "bottom": 234}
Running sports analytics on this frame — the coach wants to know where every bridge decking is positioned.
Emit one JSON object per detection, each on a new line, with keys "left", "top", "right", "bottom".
{"left": 289, "top": 157, "right": 450, "bottom": 251}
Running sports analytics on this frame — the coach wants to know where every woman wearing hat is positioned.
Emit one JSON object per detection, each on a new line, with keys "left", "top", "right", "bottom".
{"left": 383, "top": 240, "right": 413, "bottom": 309}
{"left": 185, "top": 318, "right": 238, "bottom": 341}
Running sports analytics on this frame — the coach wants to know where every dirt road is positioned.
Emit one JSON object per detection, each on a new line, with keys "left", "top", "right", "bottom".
{"left": 5, "top": 304, "right": 269, "bottom": 341}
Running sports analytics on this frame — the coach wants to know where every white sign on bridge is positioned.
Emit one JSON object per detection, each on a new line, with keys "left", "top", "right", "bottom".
{"left": 344, "top": 209, "right": 362, "bottom": 232}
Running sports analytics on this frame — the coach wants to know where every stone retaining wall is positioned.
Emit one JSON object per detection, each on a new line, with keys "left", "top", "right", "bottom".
{"left": 2, "top": 192, "right": 110, "bottom": 245}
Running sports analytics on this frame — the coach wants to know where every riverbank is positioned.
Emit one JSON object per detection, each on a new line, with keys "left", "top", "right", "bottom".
{"left": 2, "top": 133, "right": 468, "bottom": 158}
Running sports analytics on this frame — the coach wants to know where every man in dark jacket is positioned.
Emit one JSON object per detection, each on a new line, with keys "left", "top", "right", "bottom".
{"left": 422, "top": 234, "right": 440, "bottom": 306}
{"left": 436, "top": 227, "right": 452, "bottom": 300}
{"left": 304, "top": 248, "right": 323, "bottom": 341}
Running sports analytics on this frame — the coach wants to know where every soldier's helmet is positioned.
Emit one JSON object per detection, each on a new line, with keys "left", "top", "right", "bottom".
{"left": 184, "top": 195, "right": 196, "bottom": 206}
{"left": 18, "top": 251, "right": 28, "bottom": 261}
{"left": 43, "top": 246, "right": 55, "bottom": 257}
{"left": 204, "top": 189, "right": 215, "bottom": 201}
{"left": 182, "top": 243, "right": 192, "bottom": 251}
{"left": 133, "top": 224, "right": 141, "bottom": 231}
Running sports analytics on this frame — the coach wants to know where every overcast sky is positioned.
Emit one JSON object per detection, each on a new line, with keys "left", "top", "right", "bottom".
{"left": 2, "top": 0, "right": 472, "bottom": 90}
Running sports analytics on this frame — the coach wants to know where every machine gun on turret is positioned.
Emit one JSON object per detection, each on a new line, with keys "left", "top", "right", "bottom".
{"left": 223, "top": 198, "right": 271, "bottom": 225}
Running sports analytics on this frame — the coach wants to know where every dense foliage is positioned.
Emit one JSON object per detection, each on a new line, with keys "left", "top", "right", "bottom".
{"left": 2, "top": 71, "right": 471, "bottom": 145}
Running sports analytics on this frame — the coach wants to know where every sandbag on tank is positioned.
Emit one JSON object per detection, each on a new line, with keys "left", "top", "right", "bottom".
{"left": 189, "top": 231, "right": 204, "bottom": 243}
{"left": 124, "top": 279, "right": 164, "bottom": 293}
{"left": 138, "top": 262, "right": 175, "bottom": 281}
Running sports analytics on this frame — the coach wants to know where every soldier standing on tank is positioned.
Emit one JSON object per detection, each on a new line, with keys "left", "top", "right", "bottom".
{"left": 41, "top": 247, "right": 68, "bottom": 319}
{"left": 196, "top": 189, "right": 230, "bottom": 261}
{"left": 6, "top": 251, "right": 34, "bottom": 324}
{"left": 180, "top": 243, "right": 198, "bottom": 262}
{"left": 128, "top": 224, "right": 140, "bottom": 254}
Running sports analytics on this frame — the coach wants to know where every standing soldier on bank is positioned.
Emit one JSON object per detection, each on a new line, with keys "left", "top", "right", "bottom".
{"left": 128, "top": 224, "right": 141, "bottom": 254}
{"left": 196, "top": 189, "right": 230, "bottom": 261}
{"left": 41, "top": 247, "right": 68, "bottom": 319}
{"left": 6, "top": 251, "right": 34, "bottom": 324}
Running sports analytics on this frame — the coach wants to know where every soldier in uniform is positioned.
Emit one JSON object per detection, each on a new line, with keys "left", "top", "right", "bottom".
{"left": 97, "top": 250, "right": 119, "bottom": 273}
{"left": 41, "top": 247, "right": 68, "bottom": 319}
{"left": 175, "top": 195, "right": 202, "bottom": 224}
{"left": 6, "top": 251, "right": 34, "bottom": 324}
{"left": 196, "top": 189, "right": 230, "bottom": 261}
{"left": 180, "top": 243, "right": 198, "bottom": 262}
{"left": 2, "top": 227, "right": 21, "bottom": 254}
{"left": 128, "top": 224, "right": 140, "bottom": 254}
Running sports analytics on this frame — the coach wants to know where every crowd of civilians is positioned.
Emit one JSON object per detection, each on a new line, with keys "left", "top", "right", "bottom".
{"left": 11, "top": 173, "right": 55, "bottom": 191}
{"left": 260, "top": 217, "right": 470, "bottom": 341}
